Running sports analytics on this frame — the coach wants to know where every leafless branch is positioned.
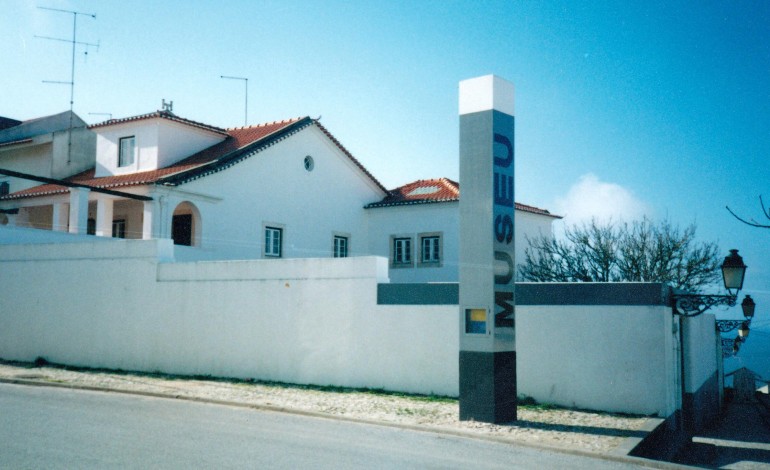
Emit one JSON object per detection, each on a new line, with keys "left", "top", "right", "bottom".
{"left": 726, "top": 195, "right": 770, "bottom": 229}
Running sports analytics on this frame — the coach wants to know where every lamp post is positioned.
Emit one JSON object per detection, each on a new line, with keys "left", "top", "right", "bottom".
{"left": 672, "top": 250, "right": 748, "bottom": 317}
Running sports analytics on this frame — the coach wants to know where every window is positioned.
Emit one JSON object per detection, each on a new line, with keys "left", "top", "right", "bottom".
{"left": 391, "top": 236, "right": 412, "bottom": 267}
{"left": 0, "top": 181, "right": 9, "bottom": 196}
{"left": 333, "top": 235, "right": 348, "bottom": 258}
{"left": 304, "top": 155, "right": 314, "bottom": 171}
{"left": 118, "top": 136, "right": 135, "bottom": 167}
{"left": 112, "top": 219, "right": 126, "bottom": 239}
{"left": 265, "top": 226, "right": 282, "bottom": 257}
{"left": 420, "top": 235, "right": 441, "bottom": 264}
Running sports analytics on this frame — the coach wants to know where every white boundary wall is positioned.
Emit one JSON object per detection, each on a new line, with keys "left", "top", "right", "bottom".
{"left": 0, "top": 238, "right": 689, "bottom": 416}
{"left": 517, "top": 304, "right": 679, "bottom": 416}
{"left": 0, "top": 239, "right": 458, "bottom": 396}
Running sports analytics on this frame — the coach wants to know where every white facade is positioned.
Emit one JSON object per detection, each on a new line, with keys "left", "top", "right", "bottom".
{"left": 367, "top": 201, "right": 557, "bottom": 283}
{"left": 1, "top": 112, "right": 558, "bottom": 283}
{"left": 157, "top": 125, "right": 386, "bottom": 260}
{"left": 94, "top": 118, "right": 226, "bottom": 177}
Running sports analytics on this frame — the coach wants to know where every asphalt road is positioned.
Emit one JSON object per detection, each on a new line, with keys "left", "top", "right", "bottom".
{"left": 0, "top": 383, "right": 645, "bottom": 469}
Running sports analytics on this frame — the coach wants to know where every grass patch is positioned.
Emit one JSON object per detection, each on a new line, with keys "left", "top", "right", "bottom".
{"left": 0, "top": 358, "right": 455, "bottom": 404}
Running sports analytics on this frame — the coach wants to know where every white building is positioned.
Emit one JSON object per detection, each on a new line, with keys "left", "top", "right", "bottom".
{"left": 0, "top": 109, "right": 559, "bottom": 280}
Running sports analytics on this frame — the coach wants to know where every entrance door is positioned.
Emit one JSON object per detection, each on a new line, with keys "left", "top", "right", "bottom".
{"left": 172, "top": 214, "right": 193, "bottom": 246}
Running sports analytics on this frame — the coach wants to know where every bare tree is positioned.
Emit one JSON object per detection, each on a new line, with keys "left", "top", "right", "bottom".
{"left": 519, "top": 218, "right": 721, "bottom": 292}
{"left": 726, "top": 195, "right": 770, "bottom": 229}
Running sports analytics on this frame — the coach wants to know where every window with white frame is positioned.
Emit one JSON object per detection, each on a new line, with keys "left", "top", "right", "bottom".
{"left": 118, "top": 136, "right": 135, "bottom": 167}
{"left": 391, "top": 236, "right": 412, "bottom": 267}
{"left": 333, "top": 235, "right": 348, "bottom": 258}
{"left": 112, "top": 219, "right": 126, "bottom": 239}
{"left": 264, "top": 226, "right": 282, "bottom": 257}
{"left": 420, "top": 234, "right": 442, "bottom": 265}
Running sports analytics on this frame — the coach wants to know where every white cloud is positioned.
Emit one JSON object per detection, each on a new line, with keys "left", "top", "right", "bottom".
{"left": 554, "top": 173, "right": 652, "bottom": 224}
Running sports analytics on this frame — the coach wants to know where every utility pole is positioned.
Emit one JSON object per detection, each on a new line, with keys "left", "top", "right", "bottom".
{"left": 221, "top": 75, "right": 249, "bottom": 126}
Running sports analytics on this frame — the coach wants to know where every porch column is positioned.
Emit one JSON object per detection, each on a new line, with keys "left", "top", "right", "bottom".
{"left": 68, "top": 188, "right": 90, "bottom": 234}
{"left": 95, "top": 198, "right": 114, "bottom": 237}
{"left": 142, "top": 201, "right": 152, "bottom": 239}
{"left": 52, "top": 203, "right": 69, "bottom": 231}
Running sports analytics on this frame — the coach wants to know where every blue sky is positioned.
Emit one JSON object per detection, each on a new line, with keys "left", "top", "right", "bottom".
{"left": 3, "top": 0, "right": 769, "bottom": 377}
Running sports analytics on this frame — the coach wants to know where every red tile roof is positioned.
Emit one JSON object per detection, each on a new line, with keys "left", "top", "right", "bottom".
{"left": 2, "top": 117, "right": 307, "bottom": 200}
{"left": 365, "top": 178, "right": 561, "bottom": 218}
{"left": 2, "top": 115, "right": 388, "bottom": 200}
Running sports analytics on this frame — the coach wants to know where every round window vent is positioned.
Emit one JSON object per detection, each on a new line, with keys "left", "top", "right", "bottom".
{"left": 304, "top": 155, "right": 314, "bottom": 171}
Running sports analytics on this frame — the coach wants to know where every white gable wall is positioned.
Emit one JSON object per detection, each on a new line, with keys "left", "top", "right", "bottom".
{"left": 156, "top": 120, "right": 226, "bottom": 169}
{"left": 170, "top": 124, "right": 386, "bottom": 260}
{"left": 0, "top": 142, "right": 52, "bottom": 193}
{"left": 95, "top": 119, "right": 225, "bottom": 177}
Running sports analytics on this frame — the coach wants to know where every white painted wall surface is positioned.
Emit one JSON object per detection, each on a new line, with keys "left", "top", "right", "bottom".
{"left": 516, "top": 305, "right": 679, "bottom": 416}
{"left": 0, "top": 142, "right": 52, "bottom": 193}
{"left": 682, "top": 314, "right": 718, "bottom": 393}
{"left": 156, "top": 120, "right": 226, "bottom": 169}
{"left": 0, "top": 224, "right": 114, "bottom": 244}
{"left": 366, "top": 202, "right": 556, "bottom": 283}
{"left": 0, "top": 237, "right": 682, "bottom": 416}
{"left": 168, "top": 124, "right": 385, "bottom": 261}
{"left": 0, "top": 241, "right": 457, "bottom": 396}
{"left": 366, "top": 202, "right": 460, "bottom": 283}
{"left": 95, "top": 119, "right": 225, "bottom": 177}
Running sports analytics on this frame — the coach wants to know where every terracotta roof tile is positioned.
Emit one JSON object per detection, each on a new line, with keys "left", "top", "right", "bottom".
{"left": 2, "top": 118, "right": 305, "bottom": 200}
{"left": 365, "top": 178, "right": 561, "bottom": 218}
{"left": 2, "top": 116, "right": 389, "bottom": 201}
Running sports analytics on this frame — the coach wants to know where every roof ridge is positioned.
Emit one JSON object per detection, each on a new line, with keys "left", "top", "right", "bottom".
{"left": 226, "top": 117, "right": 305, "bottom": 131}
{"left": 310, "top": 120, "right": 388, "bottom": 194}
{"left": 89, "top": 110, "right": 228, "bottom": 135}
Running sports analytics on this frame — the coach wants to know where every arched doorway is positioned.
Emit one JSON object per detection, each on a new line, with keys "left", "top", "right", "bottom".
{"left": 171, "top": 201, "right": 201, "bottom": 247}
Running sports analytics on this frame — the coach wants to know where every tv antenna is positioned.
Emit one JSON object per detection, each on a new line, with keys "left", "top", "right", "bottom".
{"left": 88, "top": 112, "right": 112, "bottom": 122}
{"left": 37, "top": 6, "right": 98, "bottom": 164}
{"left": 221, "top": 75, "right": 249, "bottom": 126}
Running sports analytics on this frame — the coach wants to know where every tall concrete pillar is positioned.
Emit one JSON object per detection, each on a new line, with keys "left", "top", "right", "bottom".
{"left": 52, "top": 203, "right": 69, "bottom": 231}
{"left": 68, "top": 188, "right": 90, "bottom": 234}
{"left": 95, "top": 198, "right": 114, "bottom": 237}
{"left": 458, "top": 75, "right": 517, "bottom": 423}
{"left": 142, "top": 200, "right": 154, "bottom": 240}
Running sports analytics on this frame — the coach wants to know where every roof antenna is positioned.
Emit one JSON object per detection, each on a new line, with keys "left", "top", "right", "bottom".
{"left": 88, "top": 112, "right": 112, "bottom": 122}
{"left": 221, "top": 75, "right": 249, "bottom": 127}
{"left": 36, "top": 6, "right": 98, "bottom": 165}
{"left": 162, "top": 99, "right": 174, "bottom": 113}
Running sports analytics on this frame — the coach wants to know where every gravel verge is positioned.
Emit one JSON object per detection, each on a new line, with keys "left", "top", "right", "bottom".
{"left": 0, "top": 360, "right": 651, "bottom": 455}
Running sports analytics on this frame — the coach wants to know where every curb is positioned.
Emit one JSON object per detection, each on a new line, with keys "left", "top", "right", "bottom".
{"left": 0, "top": 377, "right": 688, "bottom": 469}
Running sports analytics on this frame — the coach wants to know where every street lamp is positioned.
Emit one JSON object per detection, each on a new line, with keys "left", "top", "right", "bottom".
{"left": 738, "top": 321, "right": 750, "bottom": 339}
{"left": 721, "top": 249, "right": 747, "bottom": 295}
{"left": 742, "top": 295, "right": 755, "bottom": 320}
{"left": 715, "top": 295, "right": 757, "bottom": 332}
{"left": 672, "top": 249, "right": 748, "bottom": 317}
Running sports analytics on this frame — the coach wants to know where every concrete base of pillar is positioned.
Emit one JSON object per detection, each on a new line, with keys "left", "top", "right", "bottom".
{"left": 459, "top": 350, "right": 517, "bottom": 423}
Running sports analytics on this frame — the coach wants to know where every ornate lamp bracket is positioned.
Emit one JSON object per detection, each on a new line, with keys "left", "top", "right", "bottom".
{"left": 715, "top": 319, "right": 745, "bottom": 333}
{"left": 672, "top": 294, "right": 737, "bottom": 317}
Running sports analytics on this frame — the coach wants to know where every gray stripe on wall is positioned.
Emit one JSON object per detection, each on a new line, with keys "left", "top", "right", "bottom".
{"left": 377, "top": 282, "right": 671, "bottom": 306}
